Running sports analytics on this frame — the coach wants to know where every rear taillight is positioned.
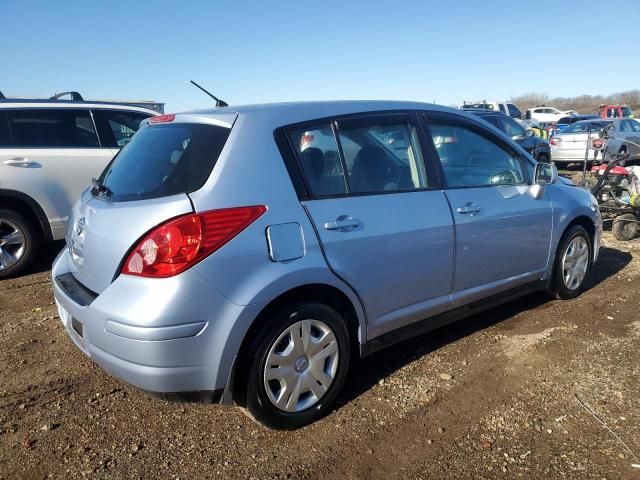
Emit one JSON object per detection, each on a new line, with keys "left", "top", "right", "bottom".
{"left": 122, "top": 206, "right": 266, "bottom": 278}
{"left": 550, "top": 136, "right": 562, "bottom": 146}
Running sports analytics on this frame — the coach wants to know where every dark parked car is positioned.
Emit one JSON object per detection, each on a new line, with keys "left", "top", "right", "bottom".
{"left": 553, "top": 115, "right": 598, "bottom": 135}
{"left": 471, "top": 111, "right": 551, "bottom": 163}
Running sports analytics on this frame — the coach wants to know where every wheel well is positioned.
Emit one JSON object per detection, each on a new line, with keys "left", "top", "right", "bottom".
{"left": 232, "top": 284, "right": 362, "bottom": 404}
{"left": 619, "top": 145, "right": 627, "bottom": 153}
{"left": 565, "top": 215, "right": 595, "bottom": 250}
{"left": 0, "top": 193, "right": 51, "bottom": 241}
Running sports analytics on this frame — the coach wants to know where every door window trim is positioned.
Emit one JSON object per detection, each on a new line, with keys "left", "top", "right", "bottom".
{"left": 0, "top": 107, "right": 102, "bottom": 149}
{"left": 91, "top": 108, "right": 153, "bottom": 149}
{"left": 277, "top": 110, "right": 444, "bottom": 200}
{"left": 420, "top": 111, "right": 533, "bottom": 189}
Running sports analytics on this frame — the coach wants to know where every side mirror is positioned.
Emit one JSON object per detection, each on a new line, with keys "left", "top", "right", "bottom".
{"left": 534, "top": 162, "right": 557, "bottom": 185}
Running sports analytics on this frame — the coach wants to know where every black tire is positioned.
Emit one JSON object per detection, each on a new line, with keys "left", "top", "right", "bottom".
{"left": 550, "top": 225, "right": 592, "bottom": 300}
{"left": 612, "top": 214, "right": 638, "bottom": 241}
{"left": 244, "top": 302, "right": 350, "bottom": 430}
{"left": 619, "top": 146, "right": 627, "bottom": 155}
{"left": 537, "top": 153, "right": 550, "bottom": 164}
{"left": 0, "top": 209, "right": 40, "bottom": 280}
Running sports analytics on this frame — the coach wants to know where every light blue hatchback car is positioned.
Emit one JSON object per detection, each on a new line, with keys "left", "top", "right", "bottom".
{"left": 52, "top": 101, "right": 602, "bottom": 429}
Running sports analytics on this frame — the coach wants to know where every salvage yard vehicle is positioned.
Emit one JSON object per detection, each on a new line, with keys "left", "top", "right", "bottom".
{"left": 526, "top": 106, "right": 576, "bottom": 123}
{"left": 550, "top": 119, "right": 611, "bottom": 168}
{"left": 460, "top": 100, "right": 523, "bottom": 119}
{"left": 551, "top": 114, "right": 598, "bottom": 135}
{"left": 52, "top": 101, "right": 602, "bottom": 430}
{"left": 470, "top": 110, "right": 551, "bottom": 163}
{"left": 0, "top": 93, "right": 156, "bottom": 278}
{"left": 598, "top": 104, "right": 634, "bottom": 119}
{"left": 602, "top": 118, "right": 640, "bottom": 161}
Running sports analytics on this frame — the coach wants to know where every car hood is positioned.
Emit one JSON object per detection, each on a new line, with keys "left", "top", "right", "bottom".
{"left": 558, "top": 175, "right": 575, "bottom": 186}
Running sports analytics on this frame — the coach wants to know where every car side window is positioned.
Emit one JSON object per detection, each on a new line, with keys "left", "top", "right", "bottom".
{"left": 6, "top": 109, "right": 99, "bottom": 148}
{"left": 427, "top": 123, "right": 525, "bottom": 188}
{"left": 507, "top": 104, "right": 522, "bottom": 118}
{"left": 631, "top": 120, "right": 640, "bottom": 133}
{"left": 620, "top": 120, "right": 633, "bottom": 133}
{"left": 337, "top": 117, "right": 428, "bottom": 194}
{"left": 0, "top": 112, "right": 11, "bottom": 146}
{"left": 288, "top": 125, "right": 348, "bottom": 197}
{"left": 93, "top": 110, "right": 151, "bottom": 148}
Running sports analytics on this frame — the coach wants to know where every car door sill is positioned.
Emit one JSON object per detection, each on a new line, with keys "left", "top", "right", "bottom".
{"left": 360, "top": 279, "right": 547, "bottom": 357}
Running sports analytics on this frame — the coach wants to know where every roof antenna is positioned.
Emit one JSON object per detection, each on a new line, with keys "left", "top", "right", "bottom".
{"left": 190, "top": 80, "right": 228, "bottom": 107}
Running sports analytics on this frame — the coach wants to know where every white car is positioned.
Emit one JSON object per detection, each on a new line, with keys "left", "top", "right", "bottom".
{"left": 526, "top": 107, "right": 576, "bottom": 124}
{"left": 0, "top": 92, "right": 158, "bottom": 278}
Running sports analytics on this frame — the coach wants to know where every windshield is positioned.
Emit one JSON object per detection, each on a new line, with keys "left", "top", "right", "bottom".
{"left": 563, "top": 121, "right": 611, "bottom": 134}
{"left": 99, "top": 123, "right": 230, "bottom": 202}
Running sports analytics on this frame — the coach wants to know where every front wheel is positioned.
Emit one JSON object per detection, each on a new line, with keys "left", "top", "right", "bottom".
{"left": 245, "top": 302, "right": 351, "bottom": 429}
{"left": 550, "top": 225, "right": 592, "bottom": 299}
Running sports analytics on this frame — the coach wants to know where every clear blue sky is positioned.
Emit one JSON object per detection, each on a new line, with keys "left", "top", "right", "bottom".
{"left": 2, "top": 0, "right": 638, "bottom": 112}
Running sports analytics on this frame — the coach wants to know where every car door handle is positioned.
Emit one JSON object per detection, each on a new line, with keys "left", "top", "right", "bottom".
{"left": 4, "top": 158, "right": 40, "bottom": 168}
{"left": 324, "top": 217, "right": 361, "bottom": 231}
{"left": 456, "top": 203, "right": 481, "bottom": 215}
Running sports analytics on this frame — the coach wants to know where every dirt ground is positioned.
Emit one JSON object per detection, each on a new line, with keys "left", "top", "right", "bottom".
{"left": 1, "top": 209, "right": 640, "bottom": 478}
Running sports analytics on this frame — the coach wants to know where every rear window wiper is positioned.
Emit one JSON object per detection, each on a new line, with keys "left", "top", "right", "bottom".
{"left": 91, "top": 177, "right": 113, "bottom": 198}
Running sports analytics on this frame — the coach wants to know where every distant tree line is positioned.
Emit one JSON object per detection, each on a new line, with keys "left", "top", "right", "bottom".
{"left": 511, "top": 90, "right": 640, "bottom": 115}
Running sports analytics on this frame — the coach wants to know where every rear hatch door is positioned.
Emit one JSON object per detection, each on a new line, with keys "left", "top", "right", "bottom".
{"left": 67, "top": 113, "right": 236, "bottom": 293}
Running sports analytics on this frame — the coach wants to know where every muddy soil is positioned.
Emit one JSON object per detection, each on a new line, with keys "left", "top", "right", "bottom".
{"left": 1, "top": 233, "right": 639, "bottom": 479}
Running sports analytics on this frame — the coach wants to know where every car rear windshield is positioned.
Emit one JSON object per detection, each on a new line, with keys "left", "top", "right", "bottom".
{"left": 98, "top": 122, "right": 230, "bottom": 202}
{"left": 563, "top": 121, "right": 611, "bottom": 133}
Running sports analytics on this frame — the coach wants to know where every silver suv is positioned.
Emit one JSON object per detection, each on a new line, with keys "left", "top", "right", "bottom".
{"left": 53, "top": 101, "right": 602, "bottom": 429}
{"left": 0, "top": 93, "right": 156, "bottom": 278}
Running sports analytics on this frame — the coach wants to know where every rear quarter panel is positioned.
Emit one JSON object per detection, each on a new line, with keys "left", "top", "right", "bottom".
{"left": 188, "top": 113, "right": 367, "bottom": 342}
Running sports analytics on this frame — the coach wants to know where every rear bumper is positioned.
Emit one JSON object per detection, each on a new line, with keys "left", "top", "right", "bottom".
{"left": 52, "top": 248, "right": 263, "bottom": 396}
{"left": 551, "top": 148, "right": 601, "bottom": 162}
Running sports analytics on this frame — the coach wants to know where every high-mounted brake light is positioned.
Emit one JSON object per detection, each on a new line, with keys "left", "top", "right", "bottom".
{"left": 122, "top": 206, "right": 267, "bottom": 278}
{"left": 149, "top": 114, "right": 176, "bottom": 124}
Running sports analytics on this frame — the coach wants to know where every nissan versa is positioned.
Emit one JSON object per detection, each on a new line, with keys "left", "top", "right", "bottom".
{"left": 52, "top": 101, "right": 602, "bottom": 429}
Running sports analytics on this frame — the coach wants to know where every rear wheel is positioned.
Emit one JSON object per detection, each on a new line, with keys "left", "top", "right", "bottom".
{"left": 0, "top": 209, "right": 40, "bottom": 280}
{"left": 537, "top": 153, "right": 550, "bottom": 164}
{"left": 244, "top": 302, "right": 350, "bottom": 429}
{"left": 550, "top": 225, "right": 592, "bottom": 299}
{"left": 612, "top": 213, "right": 638, "bottom": 241}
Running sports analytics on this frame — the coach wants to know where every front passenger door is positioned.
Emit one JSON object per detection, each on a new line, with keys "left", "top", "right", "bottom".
{"left": 424, "top": 115, "right": 553, "bottom": 306}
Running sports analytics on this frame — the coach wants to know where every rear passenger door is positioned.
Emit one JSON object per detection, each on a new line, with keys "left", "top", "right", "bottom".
{"left": 287, "top": 113, "right": 455, "bottom": 340}
{"left": 0, "top": 108, "right": 114, "bottom": 238}
{"left": 423, "top": 113, "right": 552, "bottom": 306}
